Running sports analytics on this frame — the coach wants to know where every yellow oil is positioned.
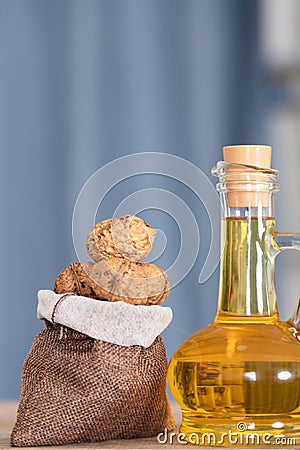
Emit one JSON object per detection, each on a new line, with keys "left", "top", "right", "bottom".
{"left": 168, "top": 218, "right": 300, "bottom": 446}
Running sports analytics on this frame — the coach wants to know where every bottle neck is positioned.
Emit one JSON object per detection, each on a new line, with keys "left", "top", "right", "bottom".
{"left": 215, "top": 200, "right": 279, "bottom": 323}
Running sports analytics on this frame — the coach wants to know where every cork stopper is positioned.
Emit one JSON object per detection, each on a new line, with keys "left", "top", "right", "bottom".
{"left": 223, "top": 145, "right": 272, "bottom": 168}
{"left": 223, "top": 145, "right": 272, "bottom": 208}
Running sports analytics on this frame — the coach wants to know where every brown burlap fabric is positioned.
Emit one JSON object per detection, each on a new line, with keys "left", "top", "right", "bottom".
{"left": 11, "top": 324, "right": 175, "bottom": 447}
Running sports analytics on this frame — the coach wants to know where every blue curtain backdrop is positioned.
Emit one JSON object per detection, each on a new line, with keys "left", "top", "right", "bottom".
{"left": 0, "top": 0, "right": 265, "bottom": 398}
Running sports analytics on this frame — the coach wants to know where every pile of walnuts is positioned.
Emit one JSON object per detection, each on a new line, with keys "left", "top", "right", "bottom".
{"left": 54, "top": 215, "right": 170, "bottom": 306}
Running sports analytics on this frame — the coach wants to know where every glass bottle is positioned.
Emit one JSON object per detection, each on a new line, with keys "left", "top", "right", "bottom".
{"left": 168, "top": 145, "right": 300, "bottom": 447}
{"left": 287, "top": 297, "right": 300, "bottom": 343}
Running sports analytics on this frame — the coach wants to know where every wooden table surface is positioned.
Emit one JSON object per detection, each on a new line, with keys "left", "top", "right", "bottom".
{"left": 2, "top": 402, "right": 299, "bottom": 449}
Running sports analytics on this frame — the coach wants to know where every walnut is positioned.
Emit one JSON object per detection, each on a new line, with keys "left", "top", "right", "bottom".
{"left": 54, "top": 262, "right": 113, "bottom": 300}
{"left": 54, "top": 257, "right": 170, "bottom": 306}
{"left": 86, "top": 257, "right": 170, "bottom": 305}
{"left": 86, "top": 215, "right": 156, "bottom": 262}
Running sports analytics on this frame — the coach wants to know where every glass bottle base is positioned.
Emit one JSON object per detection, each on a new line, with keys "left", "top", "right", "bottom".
{"left": 168, "top": 321, "right": 300, "bottom": 447}
{"left": 180, "top": 412, "right": 300, "bottom": 447}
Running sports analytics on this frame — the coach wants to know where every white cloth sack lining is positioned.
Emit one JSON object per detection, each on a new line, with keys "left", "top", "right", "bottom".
{"left": 37, "top": 290, "right": 172, "bottom": 348}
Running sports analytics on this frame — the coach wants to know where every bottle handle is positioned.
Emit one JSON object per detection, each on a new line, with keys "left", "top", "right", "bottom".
{"left": 273, "top": 231, "right": 300, "bottom": 253}
{"left": 272, "top": 230, "right": 300, "bottom": 330}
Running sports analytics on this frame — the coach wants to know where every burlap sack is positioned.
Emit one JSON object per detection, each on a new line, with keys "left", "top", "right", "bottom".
{"left": 11, "top": 323, "right": 175, "bottom": 447}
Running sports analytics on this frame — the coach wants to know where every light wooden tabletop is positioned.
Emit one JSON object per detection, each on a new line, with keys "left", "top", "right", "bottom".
{"left": 2, "top": 402, "right": 299, "bottom": 450}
